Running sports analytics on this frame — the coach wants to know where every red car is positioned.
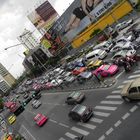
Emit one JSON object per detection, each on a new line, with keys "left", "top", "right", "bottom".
{"left": 72, "top": 67, "right": 87, "bottom": 75}
{"left": 34, "top": 113, "right": 48, "bottom": 126}
{"left": 93, "top": 64, "right": 119, "bottom": 77}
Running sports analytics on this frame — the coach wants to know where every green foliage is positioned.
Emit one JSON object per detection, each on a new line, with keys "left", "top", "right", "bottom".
{"left": 0, "top": 98, "right": 4, "bottom": 109}
{"left": 90, "top": 29, "right": 101, "bottom": 38}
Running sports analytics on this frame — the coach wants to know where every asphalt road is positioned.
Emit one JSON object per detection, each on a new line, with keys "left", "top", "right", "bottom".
{"left": 9, "top": 63, "right": 140, "bottom": 140}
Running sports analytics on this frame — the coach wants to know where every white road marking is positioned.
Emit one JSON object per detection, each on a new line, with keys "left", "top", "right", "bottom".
{"left": 128, "top": 74, "right": 140, "bottom": 79}
{"left": 122, "top": 112, "right": 130, "bottom": 120}
{"left": 20, "top": 125, "right": 36, "bottom": 140}
{"left": 94, "top": 111, "right": 110, "bottom": 117}
{"left": 106, "top": 127, "right": 114, "bottom": 135}
{"left": 114, "top": 120, "right": 122, "bottom": 127}
{"left": 106, "top": 95, "right": 121, "bottom": 99}
{"left": 59, "top": 123, "right": 69, "bottom": 128}
{"left": 98, "top": 135, "right": 105, "bottom": 140}
{"left": 116, "top": 70, "right": 124, "bottom": 79}
{"left": 77, "top": 122, "right": 96, "bottom": 130}
{"left": 133, "top": 70, "right": 140, "bottom": 73}
{"left": 65, "top": 132, "right": 76, "bottom": 139}
{"left": 49, "top": 119, "right": 57, "bottom": 123}
{"left": 111, "top": 90, "right": 121, "bottom": 94}
{"left": 101, "top": 100, "right": 123, "bottom": 105}
{"left": 95, "top": 106, "right": 117, "bottom": 111}
{"left": 130, "top": 105, "right": 138, "bottom": 113}
{"left": 71, "top": 127, "right": 89, "bottom": 136}
{"left": 90, "top": 118, "right": 103, "bottom": 123}
{"left": 117, "top": 85, "right": 124, "bottom": 89}
{"left": 123, "top": 80, "right": 134, "bottom": 83}
{"left": 59, "top": 138, "right": 65, "bottom": 140}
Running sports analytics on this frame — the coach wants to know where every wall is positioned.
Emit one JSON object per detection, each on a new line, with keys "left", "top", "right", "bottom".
{"left": 72, "top": 0, "right": 133, "bottom": 48}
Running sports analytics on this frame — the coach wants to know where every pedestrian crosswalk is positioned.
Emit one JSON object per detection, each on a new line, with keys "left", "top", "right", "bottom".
{"left": 59, "top": 68, "right": 140, "bottom": 140}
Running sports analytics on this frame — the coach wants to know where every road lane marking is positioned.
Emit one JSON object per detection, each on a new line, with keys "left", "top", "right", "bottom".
{"left": 95, "top": 106, "right": 117, "bottom": 111}
{"left": 133, "top": 70, "right": 140, "bottom": 73}
{"left": 98, "top": 135, "right": 105, "bottom": 140}
{"left": 111, "top": 90, "right": 121, "bottom": 94}
{"left": 106, "top": 127, "right": 114, "bottom": 135}
{"left": 117, "top": 85, "right": 124, "bottom": 89}
{"left": 49, "top": 119, "right": 57, "bottom": 123}
{"left": 122, "top": 112, "right": 130, "bottom": 120}
{"left": 20, "top": 125, "right": 36, "bottom": 140}
{"left": 128, "top": 74, "right": 140, "bottom": 79}
{"left": 65, "top": 132, "right": 76, "bottom": 139}
{"left": 130, "top": 105, "right": 138, "bottom": 112}
{"left": 123, "top": 80, "right": 134, "bottom": 83}
{"left": 106, "top": 95, "right": 121, "bottom": 99}
{"left": 94, "top": 111, "right": 110, "bottom": 117}
{"left": 59, "top": 138, "right": 65, "bottom": 140}
{"left": 116, "top": 70, "right": 124, "bottom": 79}
{"left": 101, "top": 101, "right": 123, "bottom": 105}
{"left": 77, "top": 122, "right": 96, "bottom": 130}
{"left": 71, "top": 127, "right": 89, "bottom": 136}
{"left": 114, "top": 120, "right": 122, "bottom": 127}
{"left": 90, "top": 118, "right": 103, "bottom": 123}
{"left": 59, "top": 123, "right": 69, "bottom": 128}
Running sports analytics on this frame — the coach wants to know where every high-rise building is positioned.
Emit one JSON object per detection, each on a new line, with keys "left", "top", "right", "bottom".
{"left": 27, "top": 0, "right": 59, "bottom": 34}
{"left": 0, "top": 63, "right": 16, "bottom": 93}
{"left": 18, "top": 29, "right": 40, "bottom": 49}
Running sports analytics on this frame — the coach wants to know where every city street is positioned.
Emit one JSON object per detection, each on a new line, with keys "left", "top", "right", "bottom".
{"left": 12, "top": 65, "right": 140, "bottom": 140}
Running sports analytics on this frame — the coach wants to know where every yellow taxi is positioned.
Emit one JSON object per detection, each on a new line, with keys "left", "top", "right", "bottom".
{"left": 8, "top": 115, "right": 16, "bottom": 125}
{"left": 87, "top": 59, "right": 103, "bottom": 70}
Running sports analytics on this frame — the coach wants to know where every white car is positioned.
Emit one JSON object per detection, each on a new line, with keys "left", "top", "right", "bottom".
{"left": 115, "top": 19, "right": 133, "bottom": 31}
{"left": 78, "top": 71, "right": 92, "bottom": 79}
{"left": 51, "top": 79, "right": 63, "bottom": 86}
{"left": 64, "top": 75, "right": 75, "bottom": 83}
{"left": 93, "top": 41, "right": 113, "bottom": 52}
{"left": 32, "top": 100, "right": 42, "bottom": 109}
{"left": 85, "top": 49, "right": 107, "bottom": 61}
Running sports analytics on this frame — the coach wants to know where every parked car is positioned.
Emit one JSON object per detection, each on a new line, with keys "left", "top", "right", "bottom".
{"left": 32, "top": 100, "right": 42, "bottom": 109}
{"left": 23, "top": 93, "right": 29, "bottom": 99}
{"left": 22, "top": 97, "right": 32, "bottom": 106}
{"left": 65, "top": 92, "right": 85, "bottom": 105}
{"left": 51, "top": 79, "right": 63, "bottom": 87}
{"left": 85, "top": 49, "right": 107, "bottom": 61}
{"left": 115, "top": 19, "right": 133, "bottom": 31}
{"left": 34, "top": 113, "right": 48, "bottom": 126}
{"left": 64, "top": 75, "right": 75, "bottom": 83}
{"left": 68, "top": 104, "right": 93, "bottom": 122}
{"left": 93, "top": 64, "right": 119, "bottom": 77}
{"left": 78, "top": 71, "right": 92, "bottom": 79}
{"left": 72, "top": 67, "right": 87, "bottom": 75}
{"left": 121, "top": 78, "right": 140, "bottom": 102}
{"left": 31, "top": 90, "right": 41, "bottom": 99}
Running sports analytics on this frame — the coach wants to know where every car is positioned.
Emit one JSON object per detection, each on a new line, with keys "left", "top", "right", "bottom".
{"left": 32, "top": 100, "right": 42, "bottom": 109}
{"left": 72, "top": 67, "right": 87, "bottom": 75}
{"left": 93, "top": 41, "right": 113, "bottom": 52}
{"left": 68, "top": 104, "right": 93, "bottom": 122}
{"left": 86, "top": 59, "right": 103, "bottom": 70}
{"left": 31, "top": 90, "right": 41, "bottom": 99}
{"left": 22, "top": 97, "right": 32, "bottom": 106}
{"left": 23, "top": 93, "right": 29, "bottom": 99}
{"left": 111, "top": 49, "right": 136, "bottom": 62}
{"left": 51, "top": 79, "right": 63, "bottom": 87}
{"left": 65, "top": 92, "right": 85, "bottom": 105}
{"left": 85, "top": 49, "right": 107, "bottom": 61}
{"left": 64, "top": 75, "right": 75, "bottom": 83}
{"left": 78, "top": 71, "right": 92, "bottom": 79}
{"left": 115, "top": 19, "right": 133, "bottom": 31}
{"left": 93, "top": 64, "right": 119, "bottom": 77}
{"left": 34, "top": 113, "right": 48, "bottom": 126}
{"left": 121, "top": 78, "right": 140, "bottom": 102}
{"left": 8, "top": 114, "right": 16, "bottom": 124}
{"left": 73, "top": 58, "right": 86, "bottom": 67}
{"left": 45, "top": 82, "right": 53, "bottom": 89}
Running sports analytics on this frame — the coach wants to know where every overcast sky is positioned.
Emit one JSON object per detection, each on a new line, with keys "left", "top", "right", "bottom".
{"left": 0, "top": 0, "right": 74, "bottom": 78}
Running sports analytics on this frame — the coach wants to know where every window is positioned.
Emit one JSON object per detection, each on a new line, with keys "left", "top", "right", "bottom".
{"left": 129, "top": 87, "right": 138, "bottom": 94}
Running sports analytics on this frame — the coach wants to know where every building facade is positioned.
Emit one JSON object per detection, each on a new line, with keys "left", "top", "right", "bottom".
{"left": 18, "top": 29, "right": 40, "bottom": 49}
{"left": 0, "top": 63, "right": 16, "bottom": 93}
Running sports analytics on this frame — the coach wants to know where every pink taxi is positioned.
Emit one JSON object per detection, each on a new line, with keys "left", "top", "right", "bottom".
{"left": 93, "top": 64, "right": 119, "bottom": 77}
{"left": 34, "top": 113, "right": 48, "bottom": 126}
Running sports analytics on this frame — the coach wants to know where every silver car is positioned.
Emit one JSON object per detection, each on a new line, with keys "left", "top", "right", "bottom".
{"left": 32, "top": 100, "right": 42, "bottom": 109}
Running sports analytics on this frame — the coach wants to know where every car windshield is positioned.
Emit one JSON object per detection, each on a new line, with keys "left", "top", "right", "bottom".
{"left": 103, "top": 65, "right": 110, "bottom": 70}
{"left": 72, "top": 92, "right": 81, "bottom": 99}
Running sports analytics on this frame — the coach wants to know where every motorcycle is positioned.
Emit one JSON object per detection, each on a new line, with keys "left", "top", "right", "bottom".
{"left": 124, "top": 63, "right": 131, "bottom": 72}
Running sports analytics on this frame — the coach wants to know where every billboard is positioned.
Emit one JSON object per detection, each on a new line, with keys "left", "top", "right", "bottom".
{"left": 27, "top": 1, "right": 59, "bottom": 31}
